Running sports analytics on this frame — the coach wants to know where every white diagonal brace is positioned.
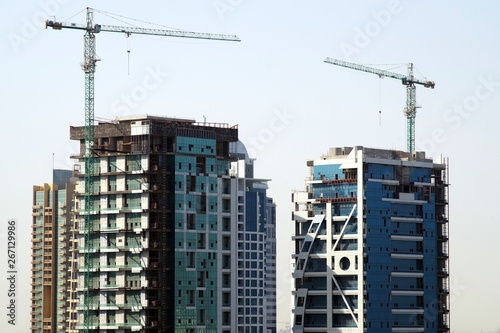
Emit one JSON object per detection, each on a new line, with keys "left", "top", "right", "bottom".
{"left": 293, "top": 214, "right": 325, "bottom": 279}
{"left": 331, "top": 275, "right": 359, "bottom": 327}
{"left": 332, "top": 204, "right": 357, "bottom": 251}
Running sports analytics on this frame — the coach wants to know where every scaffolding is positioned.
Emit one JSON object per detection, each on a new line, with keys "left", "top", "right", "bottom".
{"left": 436, "top": 157, "right": 450, "bottom": 333}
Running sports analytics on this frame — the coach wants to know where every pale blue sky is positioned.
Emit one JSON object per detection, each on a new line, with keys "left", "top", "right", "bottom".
{"left": 1, "top": 1, "right": 499, "bottom": 332}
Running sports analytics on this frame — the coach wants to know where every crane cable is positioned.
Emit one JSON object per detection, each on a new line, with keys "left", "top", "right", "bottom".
{"left": 94, "top": 8, "right": 184, "bottom": 31}
{"left": 127, "top": 33, "right": 131, "bottom": 75}
{"left": 379, "top": 76, "right": 382, "bottom": 127}
{"left": 59, "top": 8, "right": 86, "bottom": 22}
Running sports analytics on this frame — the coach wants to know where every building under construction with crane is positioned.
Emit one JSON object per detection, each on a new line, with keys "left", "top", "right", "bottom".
{"left": 68, "top": 115, "right": 276, "bottom": 332}
{"left": 291, "top": 146, "right": 450, "bottom": 333}
{"left": 40, "top": 7, "right": 255, "bottom": 333}
{"left": 289, "top": 58, "right": 448, "bottom": 333}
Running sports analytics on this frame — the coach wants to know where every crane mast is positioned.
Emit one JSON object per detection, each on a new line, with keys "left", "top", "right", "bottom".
{"left": 82, "top": 8, "right": 96, "bottom": 332}
{"left": 324, "top": 57, "right": 435, "bottom": 154}
{"left": 45, "top": 7, "right": 239, "bottom": 332}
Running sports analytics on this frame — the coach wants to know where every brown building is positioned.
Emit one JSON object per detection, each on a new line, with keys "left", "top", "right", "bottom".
{"left": 31, "top": 170, "right": 76, "bottom": 333}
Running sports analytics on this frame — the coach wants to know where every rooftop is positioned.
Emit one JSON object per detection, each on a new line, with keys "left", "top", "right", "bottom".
{"left": 70, "top": 114, "right": 238, "bottom": 142}
{"left": 319, "top": 146, "right": 432, "bottom": 162}
{"left": 113, "top": 114, "right": 195, "bottom": 124}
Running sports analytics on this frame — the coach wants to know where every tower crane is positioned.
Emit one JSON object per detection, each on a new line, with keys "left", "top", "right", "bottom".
{"left": 324, "top": 57, "right": 435, "bottom": 154}
{"left": 45, "top": 7, "right": 240, "bottom": 332}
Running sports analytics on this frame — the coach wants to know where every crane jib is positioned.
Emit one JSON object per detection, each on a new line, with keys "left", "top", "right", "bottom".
{"left": 44, "top": 20, "right": 240, "bottom": 41}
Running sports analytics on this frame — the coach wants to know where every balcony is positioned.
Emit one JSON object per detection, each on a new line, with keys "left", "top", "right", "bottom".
{"left": 390, "top": 234, "right": 423, "bottom": 241}
{"left": 438, "top": 323, "right": 450, "bottom": 332}
{"left": 99, "top": 323, "right": 143, "bottom": 329}
{"left": 391, "top": 271, "right": 424, "bottom": 278}
{"left": 392, "top": 326, "right": 425, "bottom": 332}
{"left": 391, "top": 308, "right": 424, "bottom": 314}
{"left": 390, "top": 252, "right": 423, "bottom": 260}
{"left": 96, "top": 244, "right": 142, "bottom": 252}
{"left": 76, "top": 247, "right": 99, "bottom": 254}
{"left": 437, "top": 234, "right": 449, "bottom": 241}
{"left": 315, "top": 196, "right": 357, "bottom": 204}
{"left": 391, "top": 289, "right": 424, "bottom": 296}
{"left": 438, "top": 287, "right": 449, "bottom": 294}
{"left": 438, "top": 302, "right": 449, "bottom": 313}
{"left": 437, "top": 269, "right": 449, "bottom": 277}
{"left": 437, "top": 251, "right": 449, "bottom": 258}
{"left": 100, "top": 226, "right": 120, "bottom": 233}
{"left": 76, "top": 265, "right": 100, "bottom": 272}
{"left": 101, "top": 284, "right": 120, "bottom": 290}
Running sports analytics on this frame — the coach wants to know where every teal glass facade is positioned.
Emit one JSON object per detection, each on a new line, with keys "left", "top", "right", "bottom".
{"left": 174, "top": 137, "right": 225, "bottom": 332}
{"left": 70, "top": 116, "right": 240, "bottom": 332}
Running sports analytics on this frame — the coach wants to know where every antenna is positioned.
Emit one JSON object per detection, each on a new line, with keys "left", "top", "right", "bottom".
{"left": 52, "top": 152, "right": 55, "bottom": 186}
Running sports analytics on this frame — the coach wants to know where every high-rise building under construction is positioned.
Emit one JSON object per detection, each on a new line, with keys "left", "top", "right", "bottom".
{"left": 291, "top": 146, "right": 449, "bottom": 333}
{"left": 69, "top": 115, "right": 276, "bottom": 332}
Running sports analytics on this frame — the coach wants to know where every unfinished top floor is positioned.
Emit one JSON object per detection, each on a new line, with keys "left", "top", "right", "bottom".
{"left": 316, "top": 146, "right": 439, "bottom": 164}
{"left": 70, "top": 114, "right": 239, "bottom": 157}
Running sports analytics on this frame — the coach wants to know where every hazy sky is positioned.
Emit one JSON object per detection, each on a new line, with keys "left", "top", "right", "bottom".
{"left": 1, "top": 1, "right": 500, "bottom": 332}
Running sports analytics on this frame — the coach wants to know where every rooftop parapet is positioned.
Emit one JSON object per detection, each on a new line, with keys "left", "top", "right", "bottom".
{"left": 319, "top": 146, "right": 432, "bottom": 163}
